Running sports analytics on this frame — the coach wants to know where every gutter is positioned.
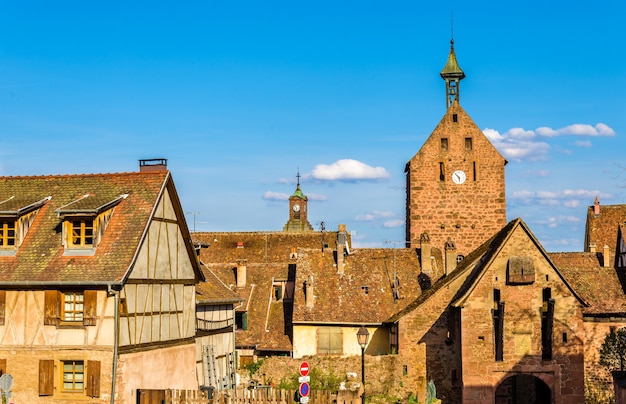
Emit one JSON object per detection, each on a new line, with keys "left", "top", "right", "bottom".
{"left": 107, "top": 283, "right": 121, "bottom": 404}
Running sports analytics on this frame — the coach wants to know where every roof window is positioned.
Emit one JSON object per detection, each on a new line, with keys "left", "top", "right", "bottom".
{"left": 0, "top": 195, "right": 51, "bottom": 255}
{"left": 57, "top": 194, "right": 127, "bottom": 256}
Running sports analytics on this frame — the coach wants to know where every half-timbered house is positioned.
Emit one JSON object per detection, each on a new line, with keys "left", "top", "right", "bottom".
{"left": 0, "top": 159, "right": 207, "bottom": 403}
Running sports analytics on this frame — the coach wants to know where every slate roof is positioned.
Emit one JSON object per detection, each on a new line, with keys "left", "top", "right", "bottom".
{"left": 292, "top": 247, "right": 437, "bottom": 324}
{"left": 584, "top": 203, "right": 626, "bottom": 253}
{"left": 0, "top": 171, "right": 200, "bottom": 286}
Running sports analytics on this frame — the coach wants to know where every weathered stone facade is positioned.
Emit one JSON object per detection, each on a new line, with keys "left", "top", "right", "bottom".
{"left": 405, "top": 101, "right": 507, "bottom": 259}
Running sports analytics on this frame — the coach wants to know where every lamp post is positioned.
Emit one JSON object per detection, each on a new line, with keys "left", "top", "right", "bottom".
{"left": 357, "top": 325, "right": 370, "bottom": 404}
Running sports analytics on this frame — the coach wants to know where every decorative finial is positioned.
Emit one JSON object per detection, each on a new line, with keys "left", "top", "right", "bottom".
{"left": 296, "top": 168, "right": 301, "bottom": 187}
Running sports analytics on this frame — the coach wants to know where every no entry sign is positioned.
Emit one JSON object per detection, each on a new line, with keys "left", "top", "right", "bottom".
{"left": 299, "top": 361, "right": 309, "bottom": 377}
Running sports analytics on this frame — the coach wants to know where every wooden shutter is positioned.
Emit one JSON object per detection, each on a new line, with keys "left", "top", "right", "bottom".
{"left": 0, "top": 358, "right": 6, "bottom": 376}
{"left": 44, "top": 291, "right": 59, "bottom": 326}
{"left": 86, "top": 360, "right": 101, "bottom": 397}
{"left": 39, "top": 359, "right": 54, "bottom": 396}
{"left": 83, "top": 290, "right": 97, "bottom": 326}
{"left": 0, "top": 290, "right": 5, "bottom": 325}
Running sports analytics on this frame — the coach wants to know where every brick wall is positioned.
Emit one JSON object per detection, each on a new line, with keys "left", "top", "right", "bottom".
{"left": 406, "top": 103, "right": 506, "bottom": 258}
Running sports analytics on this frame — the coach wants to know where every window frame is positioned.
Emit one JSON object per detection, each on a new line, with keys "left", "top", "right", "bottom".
{"left": 61, "top": 291, "right": 85, "bottom": 323}
{"left": 61, "top": 360, "right": 85, "bottom": 393}
{"left": 67, "top": 218, "right": 95, "bottom": 248}
{"left": 0, "top": 219, "right": 16, "bottom": 248}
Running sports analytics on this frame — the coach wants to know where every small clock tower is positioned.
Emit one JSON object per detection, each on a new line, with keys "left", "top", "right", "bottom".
{"left": 405, "top": 39, "right": 507, "bottom": 261}
{"left": 283, "top": 173, "right": 314, "bottom": 232}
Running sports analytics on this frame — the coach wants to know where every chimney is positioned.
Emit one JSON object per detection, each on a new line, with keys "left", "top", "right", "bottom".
{"left": 236, "top": 259, "right": 247, "bottom": 288}
{"left": 594, "top": 196, "right": 601, "bottom": 216}
{"left": 589, "top": 243, "right": 597, "bottom": 253}
{"left": 420, "top": 232, "right": 431, "bottom": 275}
{"left": 604, "top": 245, "right": 611, "bottom": 268}
{"left": 305, "top": 275, "right": 315, "bottom": 309}
{"left": 445, "top": 237, "right": 457, "bottom": 275}
{"left": 337, "top": 224, "right": 347, "bottom": 275}
{"left": 139, "top": 158, "right": 168, "bottom": 173}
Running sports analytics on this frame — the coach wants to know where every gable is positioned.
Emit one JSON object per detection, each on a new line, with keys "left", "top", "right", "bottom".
{"left": 127, "top": 186, "right": 200, "bottom": 282}
{"left": 407, "top": 102, "right": 506, "bottom": 168}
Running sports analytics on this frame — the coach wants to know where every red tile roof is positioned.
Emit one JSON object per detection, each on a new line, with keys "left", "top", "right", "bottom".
{"left": 0, "top": 171, "right": 196, "bottom": 285}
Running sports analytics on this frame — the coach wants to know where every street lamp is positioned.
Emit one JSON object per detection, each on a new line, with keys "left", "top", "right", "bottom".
{"left": 357, "top": 326, "right": 370, "bottom": 404}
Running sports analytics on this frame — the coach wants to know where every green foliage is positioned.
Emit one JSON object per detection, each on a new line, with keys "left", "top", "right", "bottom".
{"left": 276, "top": 366, "right": 343, "bottom": 391}
{"left": 244, "top": 359, "right": 264, "bottom": 377}
{"left": 407, "top": 392, "right": 419, "bottom": 403}
{"left": 585, "top": 377, "right": 613, "bottom": 404}
{"left": 599, "top": 327, "right": 626, "bottom": 371}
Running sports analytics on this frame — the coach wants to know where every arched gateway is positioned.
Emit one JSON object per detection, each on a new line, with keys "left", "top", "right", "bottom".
{"left": 495, "top": 374, "right": 551, "bottom": 404}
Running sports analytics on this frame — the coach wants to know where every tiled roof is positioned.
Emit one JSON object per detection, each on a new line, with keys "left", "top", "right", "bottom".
{"left": 584, "top": 203, "right": 626, "bottom": 253}
{"left": 192, "top": 231, "right": 341, "bottom": 352}
{"left": 550, "top": 252, "right": 626, "bottom": 315}
{"left": 196, "top": 264, "right": 242, "bottom": 304}
{"left": 292, "top": 247, "right": 434, "bottom": 324}
{"left": 0, "top": 171, "right": 172, "bottom": 285}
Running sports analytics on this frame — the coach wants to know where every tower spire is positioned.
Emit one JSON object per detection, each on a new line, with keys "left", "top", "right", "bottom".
{"left": 440, "top": 38, "right": 465, "bottom": 109}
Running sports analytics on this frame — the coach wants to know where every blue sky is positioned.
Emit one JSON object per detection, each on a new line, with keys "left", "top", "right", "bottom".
{"left": 0, "top": 1, "right": 624, "bottom": 251}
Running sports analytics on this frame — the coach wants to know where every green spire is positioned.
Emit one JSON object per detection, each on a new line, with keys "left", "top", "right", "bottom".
{"left": 292, "top": 170, "right": 306, "bottom": 199}
{"left": 440, "top": 39, "right": 465, "bottom": 109}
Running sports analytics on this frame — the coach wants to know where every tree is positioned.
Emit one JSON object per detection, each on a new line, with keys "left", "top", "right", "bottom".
{"left": 599, "top": 327, "right": 626, "bottom": 371}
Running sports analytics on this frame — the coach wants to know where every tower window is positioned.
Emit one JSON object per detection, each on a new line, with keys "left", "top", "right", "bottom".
{"left": 439, "top": 162, "right": 445, "bottom": 182}
{"left": 440, "top": 138, "right": 448, "bottom": 151}
{"left": 452, "top": 114, "right": 458, "bottom": 123}
{"left": 465, "top": 137, "right": 473, "bottom": 151}
{"left": 473, "top": 162, "right": 477, "bottom": 181}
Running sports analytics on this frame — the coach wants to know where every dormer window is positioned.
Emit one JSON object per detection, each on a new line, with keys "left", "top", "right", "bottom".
{"left": 0, "top": 220, "right": 16, "bottom": 247}
{"left": 0, "top": 195, "right": 51, "bottom": 255}
{"left": 69, "top": 219, "right": 94, "bottom": 247}
{"left": 57, "top": 194, "right": 127, "bottom": 256}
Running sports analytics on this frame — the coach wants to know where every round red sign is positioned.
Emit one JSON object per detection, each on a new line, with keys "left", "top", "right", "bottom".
{"left": 299, "top": 361, "right": 309, "bottom": 377}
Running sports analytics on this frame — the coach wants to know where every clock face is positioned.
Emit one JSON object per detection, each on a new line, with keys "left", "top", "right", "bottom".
{"left": 293, "top": 204, "right": 301, "bottom": 212}
{"left": 452, "top": 170, "right": 466, "bottom": 184}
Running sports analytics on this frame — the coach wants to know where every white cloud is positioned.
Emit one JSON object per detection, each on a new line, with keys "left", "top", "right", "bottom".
{"left": 262, "top": 191, "right": 289, "bottom": 201}
{"left": 383, "top": 219, "right": 405, "bottom": 228}
{"left": 483, "top": 122, "right": 615, "bottom": 163}
{"left": 355, "top": 210, "right": 395, "bottom": 221}
{"left": 309, "top": 159, "right": 390, "bottom": 181}
{"left": 574, "top": 140, "right": 592, "bottom": 148}
{"left": 307, "top": 193, "right": 328, "bottom": 201}
{"left": 536, "top": 123, "right": 615, "bottom": 137}
{"left": 510, "top": 189, "right": 611, "bottom": 208}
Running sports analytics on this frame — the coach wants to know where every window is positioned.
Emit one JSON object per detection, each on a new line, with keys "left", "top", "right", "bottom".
{"left": 0, "top": 220, "right": 15, "bottom": 247}
{"left": 452, "top": 114, "right": 458, "bottom": 123}
{"left": 39, "top": 359, "right": 100, "bottom": 398}
{"left": 44, "top": 290, "right": 97, "bottom": 326}
{"left": 440, "top": 138, "right": 448, "bottom": 151}
{"left": 465, "top": 137, "right": 473, "bottom": 151}
{"left": 318, "top": 327, "right": 342, "bottom": 355}
{"left": 62, "top": 292, "right": 84, "bottom": 322}
{"left": 456, "top": 255, "right": 465, "bottom": 264}
{"left": 62, "top": 360, "right": 85, "bottom": 392}
{"left": 235, "top": 312, "right": 247, "bottom": 330}
{"left": 439, "top": 162, "right": 445, "bottom": 181}
{"left": 492, "top": 289, "right": 504, "bottom": 361}
{"left": 69, "top": 219, "right": 94, "bottom": 247}
{"left": 541, "top": 288, "right": 554, "bottom": 360}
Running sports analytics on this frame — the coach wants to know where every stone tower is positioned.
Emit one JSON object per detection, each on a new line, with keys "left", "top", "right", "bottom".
{"left": 405, "top": 40, "right": 507, "bottom": 261}
{"left": 283, "top": 172, "right": 314, "bottom": 232}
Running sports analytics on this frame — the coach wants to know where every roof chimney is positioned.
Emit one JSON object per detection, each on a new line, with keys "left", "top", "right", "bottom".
{"left": 236, "top": 259, "right": 247, "bottom": 288}
{"left": 139, "top": 158, "right": 168, "bottom": 173}
{"left": 604, "top": 245, "right": 611, "bottom": 268}
{"left": 589, "top": 243, "right": 597, "bottom": 253}
{"left": 336, "top": 224, "right": 347, "bottom": 275}
{"left": 594, "top": 196, "right": 601, "bottom": 216}
{"left": 420, "top": 232, "right": 431, "bottom": 275}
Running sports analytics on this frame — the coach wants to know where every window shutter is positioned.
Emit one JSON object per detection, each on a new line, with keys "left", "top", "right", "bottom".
{"left": 83, "top": 290, "right": 97, "bottom": 326}
{"left": 44, "top": 291, "right": 59, "bottom": 326}
{"left": 86, "top": 360, "right": 101, "bottom": 397}
{"left": 0, "top": 358, "right": 6, "bottom": 375}
{"left": 0, "top": 290, "right": 5, "bottom": 325}
{"left": 39, "top": 359, "right": 54, "bottom": 396}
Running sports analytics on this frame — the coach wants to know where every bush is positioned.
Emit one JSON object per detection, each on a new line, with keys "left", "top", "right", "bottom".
{"left": 599, "top": 327, "right": 626, "bottom": 371}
